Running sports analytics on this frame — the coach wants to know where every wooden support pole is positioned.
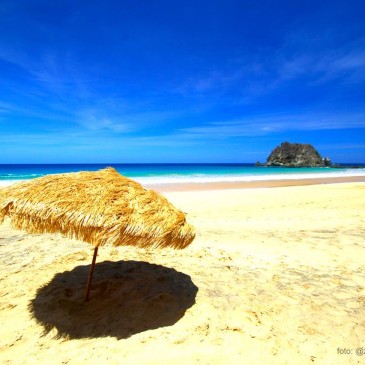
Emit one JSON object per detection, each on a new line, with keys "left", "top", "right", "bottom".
{"left": 85, "top": 246, "right": 99, "bottom": 302}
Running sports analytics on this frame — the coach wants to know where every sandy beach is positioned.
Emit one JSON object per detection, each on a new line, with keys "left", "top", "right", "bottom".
{"left": 1, "top": 180, "right": 365, "bottom": 364}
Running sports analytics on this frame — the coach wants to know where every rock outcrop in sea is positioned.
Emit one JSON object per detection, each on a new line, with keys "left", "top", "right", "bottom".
{"left": 258, "top": 142, "right": 331, "bottom": 167}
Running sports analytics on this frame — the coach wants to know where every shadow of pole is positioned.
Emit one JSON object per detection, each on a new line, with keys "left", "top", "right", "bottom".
{"left": 29, "top": 260, "right": 198, "bottom": 339}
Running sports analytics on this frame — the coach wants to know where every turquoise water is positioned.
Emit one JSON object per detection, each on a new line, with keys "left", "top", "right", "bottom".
{"left": 1, "top": 163, "right": 365, "bottom": 185}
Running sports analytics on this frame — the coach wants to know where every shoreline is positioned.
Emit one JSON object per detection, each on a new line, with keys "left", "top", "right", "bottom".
{"left": 1, "top": 174, "right": 365, "bottom": 191}
{"left": 146, "top": 175, "right": 365, "bottom": 192}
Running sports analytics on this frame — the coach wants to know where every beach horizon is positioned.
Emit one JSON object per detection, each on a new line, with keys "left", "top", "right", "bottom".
{"left": 1, "top": 162, "right": 365, "bottom": 190}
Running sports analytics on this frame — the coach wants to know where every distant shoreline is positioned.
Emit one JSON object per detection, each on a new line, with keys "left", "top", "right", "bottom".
{"left": 255, "top": 162, "right": 364, "bottom": 169}
{"left": 147, "top": 175, "right": 365, "bottom": 192}
{"left": 1, "top": 163, "right": 365, "bottom": 189}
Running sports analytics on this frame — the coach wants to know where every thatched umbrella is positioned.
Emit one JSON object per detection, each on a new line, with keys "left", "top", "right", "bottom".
{"left": 0, "top": 167, "right": 195, "bottom": 301}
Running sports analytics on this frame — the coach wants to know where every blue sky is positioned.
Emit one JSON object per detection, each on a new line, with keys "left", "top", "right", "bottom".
{"left": 1, "top": 0, "right": 365, "bottom": 163}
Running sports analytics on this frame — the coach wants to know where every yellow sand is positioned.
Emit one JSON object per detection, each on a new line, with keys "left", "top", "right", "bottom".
{"left": 0, "top": 182, "right": 364, "bottom": 364}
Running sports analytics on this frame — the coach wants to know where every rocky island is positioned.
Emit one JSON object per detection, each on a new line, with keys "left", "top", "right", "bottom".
{"left": 257, "top": 142, "right": 331, "bottom": 167}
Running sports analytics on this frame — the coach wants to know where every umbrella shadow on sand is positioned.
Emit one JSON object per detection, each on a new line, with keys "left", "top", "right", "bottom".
{"left": 29, "top": 260, "right": 198, "bottom": 339}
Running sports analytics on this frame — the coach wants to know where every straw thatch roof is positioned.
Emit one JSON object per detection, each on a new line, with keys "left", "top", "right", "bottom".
{"left": 0, "top": 167, "right": 195, "bottom": 249}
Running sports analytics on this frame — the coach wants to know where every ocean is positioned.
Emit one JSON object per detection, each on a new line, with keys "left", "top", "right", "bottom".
{"left": 1, "top": 163, "right": 365, "bottom": 186}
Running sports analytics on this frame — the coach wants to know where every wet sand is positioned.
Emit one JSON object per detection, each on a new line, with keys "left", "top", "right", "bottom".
{"left": 146, "top": 175, "right": 365, "bottom": 192}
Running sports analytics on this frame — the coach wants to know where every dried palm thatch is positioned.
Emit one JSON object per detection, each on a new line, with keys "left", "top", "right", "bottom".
{"left": 0, "top": 167, "right": 195, "bottom": 301}
{"left": 0, "top": 167, "right": 195, "bottom": 249}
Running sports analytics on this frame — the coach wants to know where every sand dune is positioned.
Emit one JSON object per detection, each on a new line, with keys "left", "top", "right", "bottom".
{"left": 0, "top": 182, "right": 364, "bottom": 364}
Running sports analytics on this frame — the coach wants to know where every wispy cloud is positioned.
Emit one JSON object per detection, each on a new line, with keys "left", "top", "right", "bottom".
{"left": 0, "top": 43, "right": 96, "bottom": 102}
{"left": 0, "top": 101, "right": 12, "bottom": 114}
{"left": 178, "top": 66, "right": 246, "bottom": 95}
{"left": 273, "top": 43, "right": 365, "bottom": 87}
{"left": 174, "top": 34, "right": 365, "bottom": 101}
{"left": 76, "top": 109, "right": 133, "bottom": 133}
{"left": 178, "top": 111, "right": 365, "bottom": 139}
{"left": 75, "top": 106, "right": 184, "bottom": 134}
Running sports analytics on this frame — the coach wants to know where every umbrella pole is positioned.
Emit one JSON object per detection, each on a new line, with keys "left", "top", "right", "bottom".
{"left": 85, "top": 246, "right": 99, "bottom": 302}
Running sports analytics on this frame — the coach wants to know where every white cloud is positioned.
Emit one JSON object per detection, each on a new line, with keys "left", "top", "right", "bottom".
{"left": 76, "top": 109, "right": 132, "bottom": 133}
{"left": 75, "top": 107, "right": 183, "bottom": 133}
{"left": 178, "top": 111, "right": 365, "bottom": 139}
{"left": 173, "top": 34, "right": 365, "bottom": 102}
